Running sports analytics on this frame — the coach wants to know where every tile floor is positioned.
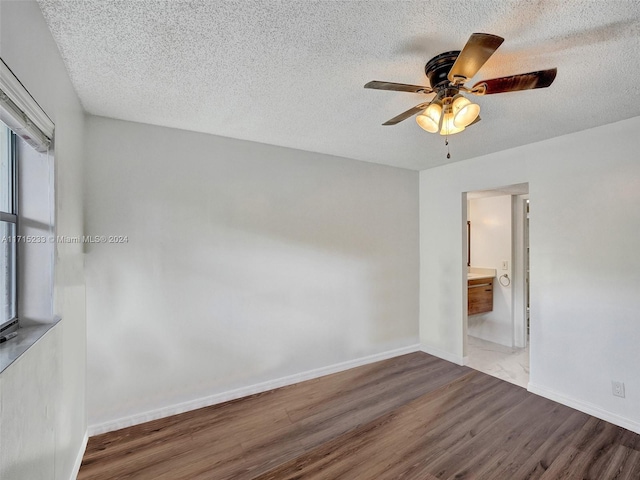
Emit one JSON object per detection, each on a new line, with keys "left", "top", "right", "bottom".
{"left": 466, "top": 335, "right": 530, "bottom": 388}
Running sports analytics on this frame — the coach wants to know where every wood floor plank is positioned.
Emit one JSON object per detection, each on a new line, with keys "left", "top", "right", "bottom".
{"left": 442, "top": 394, "right": 588, "bottom": 479}
{"left": 539, "top": 417, "right": 640, "bottom": 480}
{"left": 78, "top": 352, "right": 640, "bottom": 480}
{"left": 426, "top": 395, "right": 558, "bottom": 478}
{"left": 256, "top": 373, "right": 531, "bottom": 479}
{"left": 598, "top": 446, "right": 640, "bottom": 480}
{"left": 507, "top": 410, "right": 591, "bottom": 479}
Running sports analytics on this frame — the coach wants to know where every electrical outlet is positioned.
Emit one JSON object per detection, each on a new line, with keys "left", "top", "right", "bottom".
{"left": 612, "top": 381, "right": 625, "bottom": 398}
{"left": 502, "top": 260, "right": 508, "bottom": 270}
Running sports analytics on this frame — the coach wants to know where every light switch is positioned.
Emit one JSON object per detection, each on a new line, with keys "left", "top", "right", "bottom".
{"left": 502, "top": 260, "right": 508, "bottom": 270}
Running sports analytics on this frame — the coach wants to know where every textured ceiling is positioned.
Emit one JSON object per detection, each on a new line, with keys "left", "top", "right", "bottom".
{"left": 38, "top": 0, "right": 640, "bottom": 170}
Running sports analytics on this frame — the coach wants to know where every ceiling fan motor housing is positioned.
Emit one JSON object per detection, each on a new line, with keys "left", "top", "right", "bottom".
{"left": 425, "top": 51, "right": 460, "bottom": 90}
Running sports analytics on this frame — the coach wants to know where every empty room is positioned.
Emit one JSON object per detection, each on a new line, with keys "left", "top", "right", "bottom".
{"left": 1, "top": 1, "right": 640, "bottom": 479}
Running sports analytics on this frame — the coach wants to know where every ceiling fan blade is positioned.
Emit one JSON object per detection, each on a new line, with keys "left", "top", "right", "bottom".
{"left": 365, "top": 80, "right": 433, "bottom": 94}
{"left": 473, "top": 68, "right": 557, "bottom": 94}
{"left": 448, "top": 33, "right": 504, "bottom": 83}
{"left": 382, "top": 102, "right": 431, "bottom": 125}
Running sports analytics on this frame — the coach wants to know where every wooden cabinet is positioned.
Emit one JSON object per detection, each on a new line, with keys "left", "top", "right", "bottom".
{"left": 468, "top": 277, "right": 493, "bottom": 315}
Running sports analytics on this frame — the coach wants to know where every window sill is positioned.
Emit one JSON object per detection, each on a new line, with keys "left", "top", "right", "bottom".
{"left": 0, "top": 319, "right": 60, "bottom": 374}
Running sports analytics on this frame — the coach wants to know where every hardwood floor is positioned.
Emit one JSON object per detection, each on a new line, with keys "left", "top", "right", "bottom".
{"left": 79, "top": 352, "right": 640, "bottom": 479}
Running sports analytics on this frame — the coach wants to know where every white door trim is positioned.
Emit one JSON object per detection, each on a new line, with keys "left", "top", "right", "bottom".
{"left": 512, "top": 194, "right": 529, "bottom": 348}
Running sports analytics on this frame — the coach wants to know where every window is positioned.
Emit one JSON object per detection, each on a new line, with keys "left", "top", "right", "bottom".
{"left": 1, "top": 122, "right": 17, "bottom": 336}
{"left": 0, "top": 58, "right": 54, "bottom": 359}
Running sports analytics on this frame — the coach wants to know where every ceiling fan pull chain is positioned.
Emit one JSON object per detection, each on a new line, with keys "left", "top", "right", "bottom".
{"left": 446, "top": 137, "right": 451, "bottom": 159}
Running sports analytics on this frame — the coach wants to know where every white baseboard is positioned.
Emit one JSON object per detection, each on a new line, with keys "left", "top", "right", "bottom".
{"left": 420, "top": 344, "right": 465, "bottom": 366}
{"left": 70, "top": 430, "right": 88, "bottom": 480}
{"left": 528, "top": 382, "right": 640, "bottom": 435}
{"left": 88, "top": 344, "right": 420, "bottom": 436}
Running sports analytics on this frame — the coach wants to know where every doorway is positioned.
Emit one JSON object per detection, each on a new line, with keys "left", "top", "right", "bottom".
{"left": 463, "top": 183, "right": 530, "bottom": 388}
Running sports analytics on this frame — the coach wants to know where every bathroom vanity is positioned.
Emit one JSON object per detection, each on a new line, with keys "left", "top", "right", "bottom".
{"left": 467, "top": 268, "right": 496, "bottom": 315}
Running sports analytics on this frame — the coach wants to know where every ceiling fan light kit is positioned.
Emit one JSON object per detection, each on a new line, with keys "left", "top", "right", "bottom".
{"left": 365, "top": 32, "right": 557, "bottom": 146}
{"left": 415, "top": 93, "right": 480, "bottom": 136}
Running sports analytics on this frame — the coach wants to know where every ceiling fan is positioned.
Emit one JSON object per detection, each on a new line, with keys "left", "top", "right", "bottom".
{"left": 365, "top": 33, "right": 557, "bottom": 137}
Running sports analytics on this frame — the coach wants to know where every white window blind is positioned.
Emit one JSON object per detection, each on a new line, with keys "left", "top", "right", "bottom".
{"left": 0, "top": 58, "right": 54, "bottom": 153}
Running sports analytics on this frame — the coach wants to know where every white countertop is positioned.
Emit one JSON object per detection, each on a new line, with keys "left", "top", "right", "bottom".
{"left": 467, "top": 273, "right": 495, "bottom": 280}
{"left": 467, "top": 267, "right": 497, "bottom": 280}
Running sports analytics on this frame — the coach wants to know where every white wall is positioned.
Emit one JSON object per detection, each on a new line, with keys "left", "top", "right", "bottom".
{"left": 420, "top": 116, "right": 640, "bottom": 434}
{"left": 0, "top": 328, "right": 59, "bottom": 480}
{"left": 84, "top": 115, "right": 419, "bottom": 431}
{"left": 0, "top": 1, "right": 87, "bottom": 479}
{"left": 467, "top": 195, "right": 512, "bottom": 346}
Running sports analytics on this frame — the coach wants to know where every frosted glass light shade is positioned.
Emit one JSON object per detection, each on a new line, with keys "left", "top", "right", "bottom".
{"left": 416, "top": 103, "right": 442, "bottom": 133}
{"left": 439, "top": 110, "right": 465, "bottom": 136}
{"left": 452, "top": 95, "right": 480, "bottom": 127}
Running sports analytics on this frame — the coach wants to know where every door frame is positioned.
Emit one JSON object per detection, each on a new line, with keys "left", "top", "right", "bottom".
{"left": 463, "top": 184, "right": 530, "bottom": 362}
{"left": 512, "top": 194, "right": 529, "bottom": 348}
